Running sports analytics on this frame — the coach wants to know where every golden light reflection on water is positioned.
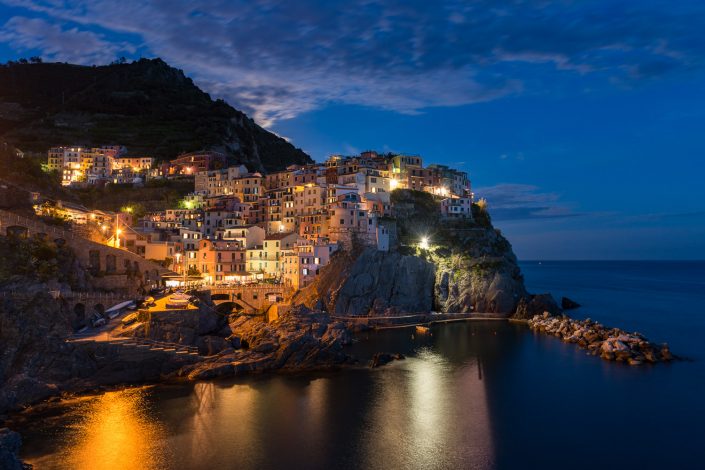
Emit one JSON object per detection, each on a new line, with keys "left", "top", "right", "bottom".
{"left": 52, "top": 388, "right": 167, "bottom": 470}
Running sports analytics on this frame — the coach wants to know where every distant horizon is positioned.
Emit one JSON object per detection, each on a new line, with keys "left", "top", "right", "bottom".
{"left": 518, "top": 259, "right": 705, "bottom": 262}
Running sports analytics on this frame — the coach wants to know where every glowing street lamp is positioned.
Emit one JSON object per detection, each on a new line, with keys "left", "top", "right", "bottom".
{"left": 390, "top": 178, "right": 399, "bottom": 190}
{"left": 420, "top": 236, "right": 430, "bottom": 250}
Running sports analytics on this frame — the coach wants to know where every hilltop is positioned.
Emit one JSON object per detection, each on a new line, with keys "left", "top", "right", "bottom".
{"left": 0, "top": 58, "right": 312, "bottom": 172}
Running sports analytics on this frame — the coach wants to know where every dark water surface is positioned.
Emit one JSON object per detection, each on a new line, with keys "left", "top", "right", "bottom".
{"left": 11, "top": 261, "right": 705, "bottom": 469}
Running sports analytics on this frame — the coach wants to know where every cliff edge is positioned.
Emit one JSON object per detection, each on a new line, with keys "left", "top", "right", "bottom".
{"left": 294, "top": 189, "right": 547, "bottom": 316}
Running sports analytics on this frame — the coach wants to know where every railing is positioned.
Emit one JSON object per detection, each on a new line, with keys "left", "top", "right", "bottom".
{"left": 0, "top": 291, "right": 127, "bottom": 302}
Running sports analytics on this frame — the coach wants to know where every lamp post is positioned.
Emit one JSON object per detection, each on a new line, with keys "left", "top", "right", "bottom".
{"left": 114, "top": 213, "right": 121, "bottom": 248}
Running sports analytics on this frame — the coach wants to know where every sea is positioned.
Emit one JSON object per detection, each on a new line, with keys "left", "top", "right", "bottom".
{"left": 8, "top": 261, "right": 705, "bottom": 469}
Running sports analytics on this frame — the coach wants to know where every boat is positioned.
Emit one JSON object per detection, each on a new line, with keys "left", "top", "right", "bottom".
{"left": 105, "top": 300, "right": 136, "bottom": 319}
{"left": 415, "top": 325, "right": 430, "bottom": 334}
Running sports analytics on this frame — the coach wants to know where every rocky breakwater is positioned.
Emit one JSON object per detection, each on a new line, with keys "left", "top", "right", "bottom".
{"left": 528, "top": 312, "right": 673, "bottom": 365}
{"left": 176, "top": 306, "right": 355, "bottom": 380}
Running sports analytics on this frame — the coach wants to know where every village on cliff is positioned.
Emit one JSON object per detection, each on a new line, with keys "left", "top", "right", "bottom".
{"left": 38, "top": 146, "right": 474, "bottom": 291}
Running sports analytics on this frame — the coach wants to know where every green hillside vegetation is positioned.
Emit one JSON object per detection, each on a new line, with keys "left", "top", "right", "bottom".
{"left": 390, "top": 189, "right": 495, "bottom": 250}
{"left": 72, "top": 179, "right": 193, "bottom": 214}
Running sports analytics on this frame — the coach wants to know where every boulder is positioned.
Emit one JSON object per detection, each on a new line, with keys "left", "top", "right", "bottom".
{"left": 196, "top": 336, "right": 230, "bottom": 356}
{"left": 369, "top": 352, "right": 405, "bottom": 368}
{"left": 513, "top": 294, "right": 562, "bottom": 319}
{"left": 561, "top": 297, "right": 581, "bottom": 310}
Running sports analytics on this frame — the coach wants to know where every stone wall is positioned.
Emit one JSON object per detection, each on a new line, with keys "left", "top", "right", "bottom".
{"left": 0, "top": 210, "right": 171, "bottom": 292}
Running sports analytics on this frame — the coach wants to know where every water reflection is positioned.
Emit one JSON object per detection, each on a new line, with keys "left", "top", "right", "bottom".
{"left": 359, "top": 346, "right": 494, "bottom": 469}
{"left": 17, "top": 323, "right": 516, "bottom": 469}
{"left": 32, "top": 388, "right": 168, "bottom": 470}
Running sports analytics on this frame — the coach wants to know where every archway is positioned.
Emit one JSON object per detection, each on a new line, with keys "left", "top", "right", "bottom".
{"left": 73, "top": 303, "right": 86, "bottom": 331}
{"left": 93, "top": 303, "right": 105, "bottom": 316}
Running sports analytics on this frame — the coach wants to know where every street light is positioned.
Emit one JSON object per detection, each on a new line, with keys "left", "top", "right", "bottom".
{"left": 420, "top": 236, "right": 429, "bottom": 250}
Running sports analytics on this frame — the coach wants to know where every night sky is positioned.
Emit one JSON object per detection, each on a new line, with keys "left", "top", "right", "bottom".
{"left": 1, "top": 1, "right": 704, "bottom": 260}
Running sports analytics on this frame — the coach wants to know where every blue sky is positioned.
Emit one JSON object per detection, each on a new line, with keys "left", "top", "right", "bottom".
{"left": 1, "top": 0, "right": 704, "bottom": 259}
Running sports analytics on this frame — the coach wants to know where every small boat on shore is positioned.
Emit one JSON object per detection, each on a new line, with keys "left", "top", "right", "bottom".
{"left": 105, "top": 300, "right": 136, "bottom": 319}
{"left": 415, "top": 325, "right": 430, "bottom": 334}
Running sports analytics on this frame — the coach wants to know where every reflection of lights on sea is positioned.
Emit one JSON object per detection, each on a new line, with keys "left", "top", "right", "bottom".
{"left": 61, "top": 388, "right": 167, "bottom": 470}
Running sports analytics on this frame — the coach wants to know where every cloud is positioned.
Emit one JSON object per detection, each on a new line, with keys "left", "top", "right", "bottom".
{"left": 474, "top": 183, "right": 580, "bottom": 221}
{"left": 1, "top": 0, "right": 704, "bottom": 125}
{"left": 0, "top": 16, "right": 134, "bottom": 64}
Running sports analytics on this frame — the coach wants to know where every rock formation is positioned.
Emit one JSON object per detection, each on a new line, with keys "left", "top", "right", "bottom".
{"left": 513, "top": 293, "right": 562, "bottom": 319}
{"left": 332, "top": 248, "right": 436, "bottom": 316}
{"left": 561, "top": 296, "right": 581, "bottom": 310}
{"left": 295, "top": 191, "right": 530, "bottom": 316}
{"left": 528, "top": 312, "right": 673, "bottom": 365}
{"left": 177, "top": 306, "right": 355, "bottom": 380}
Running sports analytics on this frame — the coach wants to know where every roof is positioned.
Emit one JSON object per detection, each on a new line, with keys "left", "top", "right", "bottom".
{"left": 264, "top": 231, "right": 296, "bottom": 240}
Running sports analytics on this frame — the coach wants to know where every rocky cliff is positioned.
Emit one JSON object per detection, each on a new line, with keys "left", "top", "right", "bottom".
{"left": 431, "top": 229, "right": 528, "bottom": 313}
{"left": 294, "top": 248, "right": 436, "bottom": 316}
{"left": 0, "top": 58, "right": 312, "bottom": 172}
{"left": 294, "top": 190, "right": 537, "bottom": 316}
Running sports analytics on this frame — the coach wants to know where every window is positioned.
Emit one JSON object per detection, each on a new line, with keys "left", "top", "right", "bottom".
{"left": 340, "top": 219, "right": 345, "bottom": 225}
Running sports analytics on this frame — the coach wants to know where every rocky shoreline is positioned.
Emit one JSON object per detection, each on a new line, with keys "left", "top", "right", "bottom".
{"left": 174, "top": 306, "right": 357, "bottom": 380}
{"left": 527, "top": 312, "right": 674, "bottom": 365}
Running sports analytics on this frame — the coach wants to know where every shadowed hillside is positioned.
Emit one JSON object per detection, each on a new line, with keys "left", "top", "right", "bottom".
{"left": 0, "top": 58, "right": 313, "bottom": 172}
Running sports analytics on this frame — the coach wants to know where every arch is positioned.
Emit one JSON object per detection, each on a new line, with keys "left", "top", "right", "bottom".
{"left": 73, "top": 303, "right": 86, "bottom": 316}
{"left": 93, "top": 303, "right": 105, "bottom": 316}
{"left": 88, "top": 250, "right": 101, "bottom": 273}
{"left": 73, "top": 303, "right": 86, "bottom": 331}
{"left": 5, "top": 225, "right": 28, "bottom": 238}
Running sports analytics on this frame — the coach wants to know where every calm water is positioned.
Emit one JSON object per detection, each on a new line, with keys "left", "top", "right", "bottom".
{"left": 11, "top": 261, "right": 705, "bottom": 469}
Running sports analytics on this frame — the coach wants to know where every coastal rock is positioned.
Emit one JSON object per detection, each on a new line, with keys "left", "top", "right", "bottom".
{"left": 528, "top": 314, "right": 673, "bottom": 365}
{"left": 369, "top": 352, "right": 405, "bottom": 368}
{"left": 561, "top": 297, "right": 581, "bottom": 310}
{"left": 513, "top": 294, "right": 561, "bottom": 320}
{"left": 196, "top": 335, "right": 230, "bottom": 356}
{"left": 332, "top": 248, "right": 436, "bottom": 316}
{"left": 177, "top": 309, "right": 356, "bottom": 380}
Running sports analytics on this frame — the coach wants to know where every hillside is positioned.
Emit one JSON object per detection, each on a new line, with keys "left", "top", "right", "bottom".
{"left": 0, "top": 58, "right": 312, "bottom": 172}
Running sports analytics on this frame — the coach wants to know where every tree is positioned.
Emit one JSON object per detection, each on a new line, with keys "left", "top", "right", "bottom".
{"left": 187, "top": 266, "right": 201, "bottom": 277}
{"left": 29, "top": 56, "right": 43, "bottom": 63}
